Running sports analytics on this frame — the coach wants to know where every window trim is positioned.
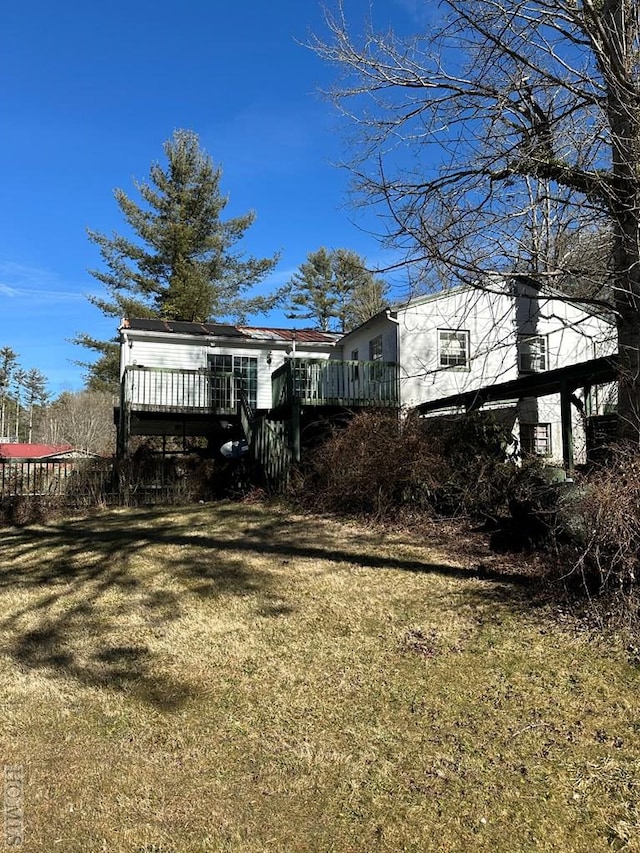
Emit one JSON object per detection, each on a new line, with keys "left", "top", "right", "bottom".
{"left": 520, "top": 422, "right": 552, "bottom": 457}
{"left": 518, "top": 334, "right": 548, "bottom": 373}
{"left": 438, "top": 329, "right": 470, "bottom": 370}
{"left": 209, "top": 354, "right": 258, "bottom": 409}
{"left": 350, "top": 349, "right": 360, "bottom": 382}
{"left": 368, "top": 335, "right": 383, "bottom": 362}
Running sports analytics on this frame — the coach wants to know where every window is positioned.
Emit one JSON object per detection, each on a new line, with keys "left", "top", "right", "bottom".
{"left": 209, "top": 354, "right": 258, "bottom": 409}
{"left": 521, "top": 423, "right": 552, "bottom": 456}
{"left": 233, "top": 356, "right": 258, "bottom": 409}
{"left": 518, "top": 335, "right": 547, "bottom": 373}
{"left": 368, "top": 336, "right": 383, "bottom": 362}
{"left": 439, "top": 330, "right": 469, "bottom": 369}
{"left": 351, "top": 349, "right": 359, "bottom": 382}
{"left": 368, "top": 335, "right": 384, "bottom": 380}
{"left": 210, "top": 354, "right": 233, "bottom": 409}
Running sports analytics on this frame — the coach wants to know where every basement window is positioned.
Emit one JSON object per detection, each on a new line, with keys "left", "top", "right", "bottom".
{"left": 521, "top": 423, "right": 552, "bottom": 456}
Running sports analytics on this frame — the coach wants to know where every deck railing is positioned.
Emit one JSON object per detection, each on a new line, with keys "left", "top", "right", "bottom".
{"left": 122, "top": 366, "right": 238, "bottom": 414}
{"left": 122, "top": 359, "right": 400, "bottom": 417}
{"left": 271, "top": 358, "right": 399, "bottom": 409}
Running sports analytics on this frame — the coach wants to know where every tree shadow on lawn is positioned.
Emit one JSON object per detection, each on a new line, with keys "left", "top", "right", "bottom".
{"left": 0, "top": 504, "right": 542, "bottom": 708}
{"left": 0, "top": 507, "right": 286, "bottom": 710}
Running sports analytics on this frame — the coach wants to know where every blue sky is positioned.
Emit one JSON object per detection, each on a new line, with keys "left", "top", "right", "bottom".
{"left": 1, "top": 0, "right": 421, "bottom": 395}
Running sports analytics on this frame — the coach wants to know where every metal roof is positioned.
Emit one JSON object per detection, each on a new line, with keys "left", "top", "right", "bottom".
{"left": 0, "top": 443, "right": 75, "bottom": 460}
{"left": 237, "top": 326, "right": 341, "bottom": 343}
{"left": 123, "top": 318, "right": 339, "bottom": 343}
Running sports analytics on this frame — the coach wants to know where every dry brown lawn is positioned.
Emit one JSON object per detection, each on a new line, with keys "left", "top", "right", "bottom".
{"left": 0, "top": 501, "right": 639, "bottom": 852}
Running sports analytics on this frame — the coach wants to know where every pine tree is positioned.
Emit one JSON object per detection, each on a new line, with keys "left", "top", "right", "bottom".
{"left": 0, "top": 347, "right": 18, "bottom": 440}
{"left": 287, "top": 247, "right": 388, "bottom": 332}
{"left": 78, "top": 129, "right": 281, "bottom": 389}
{"left": 22, "top": 368, "right": 49, "bottom": 443}
{"left": 335, "top": 249, "right": 389, "bottom": 330}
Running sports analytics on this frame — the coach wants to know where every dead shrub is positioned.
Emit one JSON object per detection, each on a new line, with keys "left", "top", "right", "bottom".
{"left": 290, "top": 409, "right": 516, "bottom": 521}
{"left": 66, "top": 458, "right": 117, "bottom": 506}
{"left": 117, "top": 446, "right": 253, "bottom": 505}
{"left": 563, "top": 445, "right": 640, "bottom": 597}
{"left": 290, "top": 409, "right": 441, "bottom": 517}
{"left": 0, "top": 496, "right": 57, "bottom": 527}
{"left": 506, "top": 461, "right": 576, "bottom": 547}
{"left": 422, "top": 412, "right": 517, "bottom": 519}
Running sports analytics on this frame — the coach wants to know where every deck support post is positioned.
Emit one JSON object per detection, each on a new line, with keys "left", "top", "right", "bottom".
{"left": 560, "top": 380, "right": 574, "bottom": 475}
{"left": 291, "top": 402, "right": 301, "bottom": 463}
{"left": 117, "top": 404, "right": 131, "bottom": 460}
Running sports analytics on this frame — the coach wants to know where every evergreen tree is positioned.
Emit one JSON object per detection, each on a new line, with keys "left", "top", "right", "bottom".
{"left": 336, "top": 249, "right": 389, "bottom": 330}
{"left": 22, "top": 368, "right": 49, "bottom": 443}
{"left": 0, "top": 347, "right": 18, "bottom": 440}
{"left": 287, "top": 247, "right": 388, "bottom": 332}
{"left": 78, "top": 129, "right": 281, "bottom": 389}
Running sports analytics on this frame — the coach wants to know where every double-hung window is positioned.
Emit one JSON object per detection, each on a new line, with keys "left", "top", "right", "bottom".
{"left": 439, "top": 330, "right": 470, "bottom": 369}
{"left": 351, "top": 348, "right": 360, "bottom": 382}
{"left": 518, "top": 335, "right": 547, "bottom": 373}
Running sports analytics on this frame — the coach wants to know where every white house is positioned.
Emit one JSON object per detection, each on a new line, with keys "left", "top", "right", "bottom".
{"left": 334, "top": 279, "right": 616, "bottom": 464}
{"left": 116, "top": 280, "right": 616, "bottom": 467}
{"left": 119, "top": 318, "right": 341, "bottom": 412}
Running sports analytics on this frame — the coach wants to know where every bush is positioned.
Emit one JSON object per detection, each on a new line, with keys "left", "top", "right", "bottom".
{"left": 564, "top": 446, "right": 640, "bottom": 595}
{"left": 507, "top": 445, "right": 640, "bottom": 605}
{"left": 289, "top": 409, "right": 435, "bottom": 516}
{"left": 0, "top": 496, "right": 61, "bottom": 527}
{"left": 118, "top": 446, "right": 253, "bottom": 504}
{"left": 423, "top": 411, "right": 517, "bottom": 519}
{"left": 506, "top": 461, "right": 577, "bottom": 547}
{"left": 289, "top": 409, "right": 517, "bottom": 521}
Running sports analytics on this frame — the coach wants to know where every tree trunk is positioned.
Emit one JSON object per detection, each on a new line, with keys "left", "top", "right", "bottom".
{"left": 603, "top": 0, "right": 640, "bottom": 442}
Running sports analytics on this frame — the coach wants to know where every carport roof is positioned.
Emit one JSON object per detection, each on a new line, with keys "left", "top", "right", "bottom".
{"left": 415, "top": 355, "right": 619, "bottom": 415}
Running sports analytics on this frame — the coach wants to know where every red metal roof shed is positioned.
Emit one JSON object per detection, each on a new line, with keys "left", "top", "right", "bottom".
{"left": 0, "top": 444, "right": 75, "bottom": 461}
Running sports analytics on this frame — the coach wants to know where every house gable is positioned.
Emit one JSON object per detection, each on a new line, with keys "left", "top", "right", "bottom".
{"left": 338, "top": 281, "right": 615, "bottom": 410}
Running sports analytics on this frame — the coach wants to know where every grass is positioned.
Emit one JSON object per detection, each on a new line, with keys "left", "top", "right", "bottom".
{"left": 0, "top": 501, "right": 639, "bottom": 852}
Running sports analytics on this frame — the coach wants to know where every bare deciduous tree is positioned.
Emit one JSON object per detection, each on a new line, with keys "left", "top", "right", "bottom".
{"left": 313, "top": 0, "right": 640, "bottom": 437}
{"left": 42, "top": 391, "right": 116, "bottom": 455}
{"left": 0, "top": 347, "right": 19, "bottom": 440}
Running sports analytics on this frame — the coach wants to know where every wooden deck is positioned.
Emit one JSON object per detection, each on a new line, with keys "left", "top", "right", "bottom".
{"left": 117, "top": 359, "right": 400, "bottom": 467}
{"left": 120, "top": 366, "right": 238, "bottom": 416}
{"left": 271, "top": 358, "right": 399, "bottom": 410}
{"left": 121, "top": 359, "right": 400, "bottom": 417}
